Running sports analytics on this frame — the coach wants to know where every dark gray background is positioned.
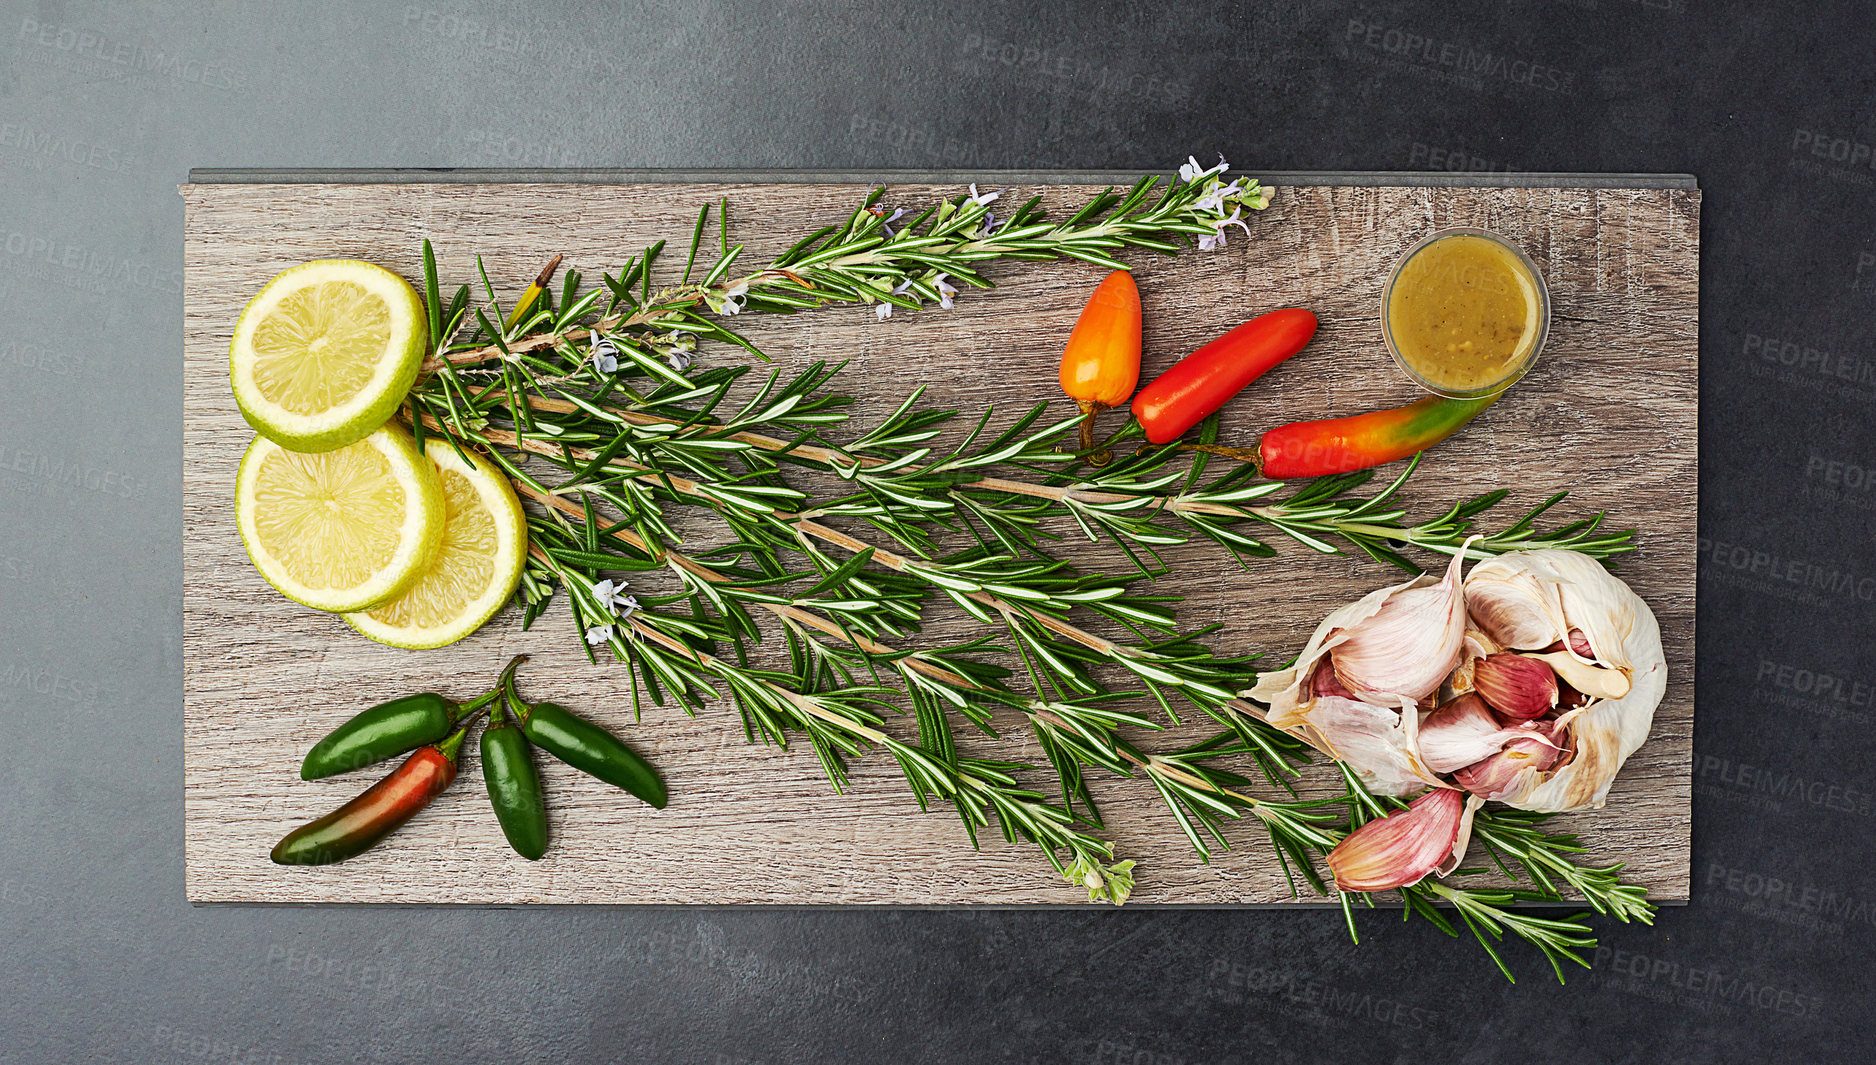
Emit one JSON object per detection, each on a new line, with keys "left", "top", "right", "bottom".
{"left": 3, "top": 1, "right": 1872, "bottom": 1062}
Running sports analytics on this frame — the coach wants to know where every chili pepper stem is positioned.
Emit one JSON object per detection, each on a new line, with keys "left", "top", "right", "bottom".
{"left": 455, "top": 687, "right": 505, "bottom": 719}
{"left": 1076, "top": 400, "right": 1114, "bottom": 467}
{"left": 1171, "top": 441, "right": 1264, "bottom": 473}
{"left": 435, "top": 722, "right": 475, "bottom": 766}
{"left": 1075, "top": 418, "right": 1143, "bottom": 463}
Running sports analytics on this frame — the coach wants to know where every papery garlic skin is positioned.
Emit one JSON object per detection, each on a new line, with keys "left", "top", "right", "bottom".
{"left": 1246, "top": 553, "right": 1466, "bottom": 796}
{"left": 1462, "top": 550, "right": 1667, "bottom": 813}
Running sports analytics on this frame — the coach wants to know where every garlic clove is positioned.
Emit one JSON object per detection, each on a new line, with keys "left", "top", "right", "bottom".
{"left": 1531, "top": 650, "right": 1632, "bottom": 700}
{"left": 1471, "top": 653, "right": 1560, "bottom": 720}
{"left": 1418, "top": 693, "right": 1540, "bottom": 773}
{"left": 1454, "top": 730, "right": 1565, "bottom": 800}
{"left": 1328, "top": 788, "right": 1467, "bottom": 892}
{"left": 1462, "top": 559, "right": 1567, "bottom": 649}
{"left": 1329, "top": 549, "right": 1468, "bottom": 705}
{"left": 1250, "top": 551, "right": 1464, "bottom": 728}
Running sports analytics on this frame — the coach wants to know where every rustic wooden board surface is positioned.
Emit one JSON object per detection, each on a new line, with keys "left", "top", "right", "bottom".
{"left": 181, "top": 179, "right": 1698, "bottom": 905}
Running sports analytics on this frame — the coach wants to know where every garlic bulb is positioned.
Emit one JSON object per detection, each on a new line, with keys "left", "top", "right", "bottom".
{"left": 1249, "top": 547, "right": 1667, "bottom": 891}
{"left": 1460, "top": 550, "right": 1666, "bottom": 812}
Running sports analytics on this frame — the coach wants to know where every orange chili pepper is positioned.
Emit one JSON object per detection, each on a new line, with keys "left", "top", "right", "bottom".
{"left": 1057, "top": 270, "right": 1142, "bottom": 463}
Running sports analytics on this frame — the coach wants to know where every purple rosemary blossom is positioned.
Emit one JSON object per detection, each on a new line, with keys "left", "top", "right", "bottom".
{"left": 589, "top": 338, "right": 620, "bottom": 374}
{"left": 880, "top": 206, "right": 909, "bottom": 237}
{"left": 935, "top": 273, "right": 957, "bottom": 309}
{"left": 669, "top": 351, "right": 695, "bottom": 372}
{"left": 965, "top": 183, "right": 1002, "bottom": 207}
{"left": 1193, "top": 177, "right": 1245, "bottom": 216}
{"left": 1197, "top": 206, "right": 1253, "bottom": 251}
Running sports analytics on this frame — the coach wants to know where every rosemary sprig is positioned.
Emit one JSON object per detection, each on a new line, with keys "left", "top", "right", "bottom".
{"left": 398, "top": 166, "right": 1657, "bottom": 975}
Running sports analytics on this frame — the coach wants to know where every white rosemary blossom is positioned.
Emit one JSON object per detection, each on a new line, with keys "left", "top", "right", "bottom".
{"left": 875, "top": 278, "right": 917, "bottom": 320}
{"left": 584, "top": 623, "right": 616, "bottom": 646}
{"left": 592, "top": 579, "right": 639, "bottom": 617}
{"left": 590, "top": 338, "right": 620, "bottom": 374}
{"left": 704, "top": 279, "right": 749, "bottom": 316}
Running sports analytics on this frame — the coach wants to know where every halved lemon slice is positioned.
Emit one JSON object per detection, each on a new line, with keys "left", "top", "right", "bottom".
{"left": 230, "top": 259, "right": 429, "bottom": 453}
{"left": 345, "top": 439, "right": 528, "bottom": 649}
{"left": 236, "top": 424, "right": 445, "bottom": 613}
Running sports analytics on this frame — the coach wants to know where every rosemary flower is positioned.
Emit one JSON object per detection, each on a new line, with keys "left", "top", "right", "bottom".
{"left": 589, "top": 338, "right": 620, "bottom": 374}
{"left": 591, "top": 578, "right": 639, "bottom": 617}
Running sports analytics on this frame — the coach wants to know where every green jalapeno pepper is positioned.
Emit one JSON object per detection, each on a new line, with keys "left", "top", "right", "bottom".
{"left": 271, "top": 722, "right": 474, "bottom": 865}
{"left": 506, "top": 668, "right": 665, "bottom": 808}
{"left": 299, "top": 657, "right": 523, "bottom": 779}
{"left": 481, "top": 704, "right": 548, "bottom": 860}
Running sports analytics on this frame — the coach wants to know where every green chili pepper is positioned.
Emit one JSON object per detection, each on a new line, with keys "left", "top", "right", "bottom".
{"left": 506, "top": 667, "right": 665, "bottom": 808}
{"left": 299, "top": 657, "right": 523, "bottom": 779}
{"left": 271, "top": 723, "right": 473, "bottom": 866}
{"left": 481, "top": 704, "right": 548, "bottom": 860}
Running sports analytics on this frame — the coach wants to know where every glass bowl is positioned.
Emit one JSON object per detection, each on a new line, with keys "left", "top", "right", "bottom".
{"left": 1381, "top": 227, "right": 1550, "bottom": 400}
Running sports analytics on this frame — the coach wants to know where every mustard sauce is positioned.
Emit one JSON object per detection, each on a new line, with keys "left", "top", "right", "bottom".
{"left": 1386, "top": 234, "right": 1543, "bottom": 394}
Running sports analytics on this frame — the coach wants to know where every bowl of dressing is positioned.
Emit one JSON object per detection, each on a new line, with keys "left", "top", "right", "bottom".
{"left": 1381, "top": 228, "right": 1549, "bottom": 399}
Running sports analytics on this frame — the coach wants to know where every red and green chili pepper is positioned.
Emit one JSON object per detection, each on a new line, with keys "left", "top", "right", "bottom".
{"left": 1255, "top": 394, "right": 1500, "bottom": 478}
{"left": 271, "top": 720, "right": 474, "bottom": 866}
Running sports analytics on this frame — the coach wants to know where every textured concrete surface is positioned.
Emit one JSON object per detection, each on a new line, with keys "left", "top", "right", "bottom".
{"left": 2, "top": 1, "right": 1872, "bottom": 1062}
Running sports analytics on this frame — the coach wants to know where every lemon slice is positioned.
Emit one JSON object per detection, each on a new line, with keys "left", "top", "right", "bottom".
{"left": 236, "top": 424, "right": 445, "bottom": 613}
{"left": 345, "top": 439, "right": 528, "bottom": 649}
{"left": 230, "top": 259, "right": 429, "bottom": 453}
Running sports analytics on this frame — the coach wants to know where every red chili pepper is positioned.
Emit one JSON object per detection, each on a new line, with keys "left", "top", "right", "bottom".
{"left": 1130, "top": 308, "right": 1318, "bottom": 445}
{"left": 1257, "top": 394, "right": 1499, "bottom": 479}
{"left": 271, "top": 725, "right": 469, "bottom": 865}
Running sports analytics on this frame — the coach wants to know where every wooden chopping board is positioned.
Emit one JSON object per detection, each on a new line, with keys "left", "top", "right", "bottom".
{"left": 180, "top": 173, "right": 1699, "bottom": 905}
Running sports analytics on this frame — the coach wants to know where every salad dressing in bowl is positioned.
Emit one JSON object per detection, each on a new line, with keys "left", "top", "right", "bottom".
{"left": 1383, "top": 230, "right": 1548, "bottom": 398}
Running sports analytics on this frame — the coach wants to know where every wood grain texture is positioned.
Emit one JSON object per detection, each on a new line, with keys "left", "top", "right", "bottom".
{"left": 180, "top": 179, "right": 1699, "bottom": 905}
